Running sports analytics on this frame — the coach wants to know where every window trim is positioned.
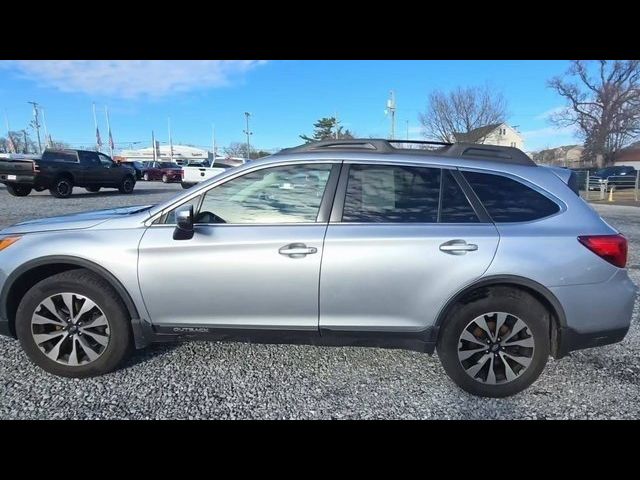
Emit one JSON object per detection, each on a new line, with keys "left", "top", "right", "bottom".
{"left": 459, "top": 167, "right": 566, "bottom": 224}
{"left": 149, "top": 161, "right": 341, "bottom": 227}
{"left": 330, "top": 162, "right": 490, "bottom": 225}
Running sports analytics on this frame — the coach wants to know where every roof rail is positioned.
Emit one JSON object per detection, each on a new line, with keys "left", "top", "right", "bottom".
{"left": 275, "top": 138, "right": 535, "bottom": 166}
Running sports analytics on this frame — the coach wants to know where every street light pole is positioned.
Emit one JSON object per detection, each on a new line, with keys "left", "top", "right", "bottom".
{"left": 243, "top": 112, "right": 253, "bottom": 161}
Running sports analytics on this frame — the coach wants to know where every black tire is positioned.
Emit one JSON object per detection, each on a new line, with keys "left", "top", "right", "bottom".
{"left": 49, "top": 176, "right": 74, "bottom": 198}
{"left": 85, "top": 186, "right": 101, "bottom": 193}
{"left": 437, "top": 287, "right": 550, "bottom": 398}
{"left": 162, "top": 174, "right": 169, "bottom": 183}
{"left": 5, "top": 183, "right": 32, "bottom": 197}
{"left": 181, "top": 182, "right": 195, "bottom": 189}
{"left": 118, "top": 175, "right": 135, "bottom": 194}
{"left": 15, "top": 269, "right": 133, "bottom": 378}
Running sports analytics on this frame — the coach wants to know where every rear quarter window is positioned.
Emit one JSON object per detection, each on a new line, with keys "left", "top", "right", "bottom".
{"left": 463, "top": 171, "right": 560, "bottom": 222}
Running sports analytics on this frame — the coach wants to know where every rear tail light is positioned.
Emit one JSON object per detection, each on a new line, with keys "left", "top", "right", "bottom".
{"left": 578, "top": 234, "right": 627, "bottom": 268}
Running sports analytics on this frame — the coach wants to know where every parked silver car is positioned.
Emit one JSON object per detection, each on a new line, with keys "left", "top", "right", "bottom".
{"left": 0, "top": 139, "right": 636, "bottom": 397}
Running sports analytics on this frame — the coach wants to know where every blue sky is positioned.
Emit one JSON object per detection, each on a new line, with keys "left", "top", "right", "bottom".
{"left": 0, "top": 60, "right": 579, "bottom": 153}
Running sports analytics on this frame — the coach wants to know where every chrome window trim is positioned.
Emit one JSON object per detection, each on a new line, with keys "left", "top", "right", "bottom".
{"left": 145, "top": 159, "right": 341, "bottom": 227}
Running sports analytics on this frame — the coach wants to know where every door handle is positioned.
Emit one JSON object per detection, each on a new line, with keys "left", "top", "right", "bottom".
{"left": 439, "top": 240, "right": 478, "bottom": 255}
{"left": 278, "top": 243, "right": 318, "bottom": 257}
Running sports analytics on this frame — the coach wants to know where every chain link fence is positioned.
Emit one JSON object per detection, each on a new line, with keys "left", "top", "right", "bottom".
{"left": 579, "top": 169, "right": 640, "bottom": 203}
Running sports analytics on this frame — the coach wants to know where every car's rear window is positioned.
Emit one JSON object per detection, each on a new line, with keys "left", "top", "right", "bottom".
{"left": 463, "top": 171, "right": 560, "bottom": 222}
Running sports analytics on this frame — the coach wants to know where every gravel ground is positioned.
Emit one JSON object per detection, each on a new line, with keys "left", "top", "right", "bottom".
{"left": 0, "top": 182, "right": 638, "bottom": 419}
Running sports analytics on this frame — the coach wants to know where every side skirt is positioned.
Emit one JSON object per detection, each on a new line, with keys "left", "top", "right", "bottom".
{"left": 150, "top": 325, "right": 438, "bottom": 354}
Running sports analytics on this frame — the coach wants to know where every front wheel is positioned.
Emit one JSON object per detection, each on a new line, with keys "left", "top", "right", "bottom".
{"left": 162, "top": 174, "right": 169, "bottom": 183}
{"left": 15, "top": 269, "right": 133, "bottom": 378}
{"left": 118, "top": 176, "right": 135, "bottom": 194}
{"left": 85, "top": 186, "right": 101, "bottom": 193}
{"left": 5, "top": 183, "right": 32, "bottom": 197}
{"left": 143, "top": 172, "right": 150, "bottom": 181}
{"left": 181, "top": 182, "right": 195, "bottom": 189}
{"left": 437, "top": 287, "right": 550, "bottom": 398}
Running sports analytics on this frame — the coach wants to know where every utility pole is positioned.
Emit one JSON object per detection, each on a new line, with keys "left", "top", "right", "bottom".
{"left": 211, "top": 124, "right": 217, "bottom": 163}
{"left": 243, "top": 112, "right": 252, "bottom": 161}
{"left": 151, "top": 131, "right": 157, "bottom": 162}
{"left": 168, "top": 117, "right": 174, "bottom": 163}
{"left": 386, "top": 91, "right": 396, "bottom": 140}
{"left": 28, "top": 101, "right": 42, "bottom": 153}
{"left": 406, "top": 120, "right": 409, "bottom": 140}
{"left": 335, "top": 111, "right": 339, "bottom": 139}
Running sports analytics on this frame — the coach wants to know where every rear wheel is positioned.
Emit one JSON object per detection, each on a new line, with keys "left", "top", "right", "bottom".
{"left": 143, "top": 172, "right": 150, "bottom": 181}
{"left": 162, "top": 174, "right": 169, "bottom": 183}
{"left": 118, "top": 175, "right": 135, "bottom": 194}
{"left": 49, "top": 177, "right": 74, "bottom": 198}
{"left": 437, "top": 287, "right": 550, "bottom": 398}
{"left": 15, "top": 269, "right": 133, "bottom": 378}
{"left": 6, "top": 183, "right": 32, "bottom": 197}
{"left": 181, "top": 182, "right": 195, "bottom": 189}
{"left": 85, "top": 186, "right": 101, "bottom": 193}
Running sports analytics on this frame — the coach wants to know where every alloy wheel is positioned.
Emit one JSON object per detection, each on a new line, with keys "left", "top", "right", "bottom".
{"left": 457, "top": 312, "right": 535, "bottom": 385}
{"left": 30, "top": 293, "right": 110, "bottom": 366}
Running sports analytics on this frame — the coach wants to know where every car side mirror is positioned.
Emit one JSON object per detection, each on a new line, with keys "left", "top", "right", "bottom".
{"left": 173, "top": 204, "right": 194, "bottom": 240}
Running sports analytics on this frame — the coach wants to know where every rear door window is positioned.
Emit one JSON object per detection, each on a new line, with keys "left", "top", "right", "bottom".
{"left": 462, "top": 171, "right": 560, "bottom": 222}
{"left": 342, "top": 165, "right": 440, "bottom": 223}
{"left": 78, "top": 151, "right": 100, "bottom": 166}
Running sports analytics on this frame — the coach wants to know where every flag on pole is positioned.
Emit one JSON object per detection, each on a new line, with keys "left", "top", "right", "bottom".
{"left": 96, "top": 126, "right": 103, "bottom": 150}
{"left": 105, "top": 107, "right": 115, "bottom": 155}
{"left": 92, "top": 103, "right": 102, "bottom": 151}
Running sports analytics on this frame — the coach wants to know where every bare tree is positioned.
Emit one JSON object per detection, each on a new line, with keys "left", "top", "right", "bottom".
{"left": 548, "top": 60, "right": 640, "bottom": 167}
{"left": 223, "top": 142, "right": 270, "bottom": 160}
{"left": 419, "top": 85, "right": 508, "bottom": 142}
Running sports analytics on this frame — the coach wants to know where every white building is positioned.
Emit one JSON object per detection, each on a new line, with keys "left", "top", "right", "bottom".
{"left": 453, "top": 123, "right": 524, "bottom": 150}
{"left": 118, "top": 144, "right": 210, "bottom": 164}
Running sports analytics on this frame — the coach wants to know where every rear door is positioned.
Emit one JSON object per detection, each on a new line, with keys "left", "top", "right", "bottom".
{"left": 319, "top": 162, "right": 499, "bottom": 333}
{"left": 77, "top": 151, "right": 102, "bottom": 185}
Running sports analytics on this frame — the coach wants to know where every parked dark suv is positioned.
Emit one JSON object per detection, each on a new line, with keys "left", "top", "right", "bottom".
{"left": 0, "top": 149, "right": 137, "bottom": 198}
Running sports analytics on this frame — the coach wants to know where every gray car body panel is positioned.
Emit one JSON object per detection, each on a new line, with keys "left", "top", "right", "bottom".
{"left": 0, "top": 150, "right": 637, "bottom": 352}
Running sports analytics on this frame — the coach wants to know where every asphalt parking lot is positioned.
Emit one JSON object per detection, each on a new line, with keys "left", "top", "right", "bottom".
{"left": 0, "top": 182, "right": 639, "bottom": 419}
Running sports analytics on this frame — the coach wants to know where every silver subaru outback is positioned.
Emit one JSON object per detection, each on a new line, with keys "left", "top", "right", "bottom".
{"left": 0, "top": 139, "right": 636, "bottom": 397}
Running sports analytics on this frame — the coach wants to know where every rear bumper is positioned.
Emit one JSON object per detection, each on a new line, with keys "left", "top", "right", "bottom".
{"left": 556, "top": 325, "right": 630, "bottom": 358}
{"left": 551, "top": 269, "right": 638, "bottom": 357}
{"left": 1, "top": 174, "right": 35, "bottom": 184}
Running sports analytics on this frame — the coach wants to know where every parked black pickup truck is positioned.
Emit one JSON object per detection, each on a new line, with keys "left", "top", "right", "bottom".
{"left": 0, "top": 149, "right": 137, "bottom": 198}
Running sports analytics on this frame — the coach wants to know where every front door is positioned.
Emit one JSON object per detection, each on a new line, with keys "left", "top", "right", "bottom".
{"left": 319, "top": 163, "right": 500, "bottom": 332}
{"left": 138, "top": 162, "right": 339, "bottom": 330}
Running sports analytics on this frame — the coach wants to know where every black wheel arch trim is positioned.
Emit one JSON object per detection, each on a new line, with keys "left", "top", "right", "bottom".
{"left": 0, "top": 256, "right": 145, "bottom": 343}
{"left": 434, "top": 274, "right": 568, "bottom": 356}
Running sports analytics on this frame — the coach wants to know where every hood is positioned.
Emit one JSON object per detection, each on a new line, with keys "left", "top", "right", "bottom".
{"left": 0, "top": 205, "right": 152, "bottom": 235}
